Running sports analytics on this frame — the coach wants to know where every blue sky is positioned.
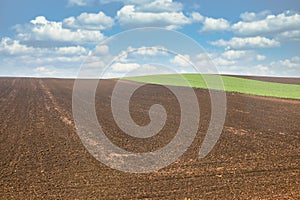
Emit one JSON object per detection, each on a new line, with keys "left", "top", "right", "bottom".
{"left": 0, "top": 0, "right": 299, "bottom": 77}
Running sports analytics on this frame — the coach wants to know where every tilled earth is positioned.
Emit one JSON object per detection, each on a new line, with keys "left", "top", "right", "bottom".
{"left": 0, "top": 78, "right": 299, "bottom": 199}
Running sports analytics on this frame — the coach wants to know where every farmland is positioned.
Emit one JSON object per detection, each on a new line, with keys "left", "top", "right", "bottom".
{"left": 0, "top": 77, "right": 299, "bottom": 199}
{"left": 124, "top": 74, "right": 300, "bottom": 99}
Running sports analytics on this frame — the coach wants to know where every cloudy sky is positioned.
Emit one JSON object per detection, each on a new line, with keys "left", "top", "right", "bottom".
{"left": 0, "top": 0, "right": 300, "bottom": 77}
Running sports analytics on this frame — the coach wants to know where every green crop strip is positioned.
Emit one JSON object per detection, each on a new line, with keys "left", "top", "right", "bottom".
{"left": 123, "top": 74, "right": 300, "bottom": 100}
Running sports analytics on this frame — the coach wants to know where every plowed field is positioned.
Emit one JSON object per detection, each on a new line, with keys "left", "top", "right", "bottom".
{"left": 0, "top": 78, "right": 299, "bottom": 199}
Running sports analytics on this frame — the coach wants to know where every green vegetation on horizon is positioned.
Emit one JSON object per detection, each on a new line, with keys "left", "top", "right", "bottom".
{"left": 124, "top": 74, "right": 300, "bottom": 100}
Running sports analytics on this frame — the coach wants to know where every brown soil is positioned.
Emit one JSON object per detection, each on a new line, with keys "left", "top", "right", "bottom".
{"left": 224, "top": 74, "right": 300, "bottom": 84}
{"left": 0, "top": 78, "right": 299, "bottom": 199}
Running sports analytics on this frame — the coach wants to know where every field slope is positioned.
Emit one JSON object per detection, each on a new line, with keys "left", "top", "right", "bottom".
{"left": 124, "top": 74, "right": 300, "bottom": 100}
{"left": 0, "top": 78, "right": 300, "bottom": 199}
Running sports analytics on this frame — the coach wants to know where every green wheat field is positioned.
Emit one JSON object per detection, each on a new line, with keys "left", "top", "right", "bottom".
{"left": 124, "top": 74, "right": 300, "bottom": 100}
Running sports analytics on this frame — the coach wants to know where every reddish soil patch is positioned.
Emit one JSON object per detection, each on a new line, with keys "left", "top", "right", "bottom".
{"left": 0, "top": 78, "right": 299, "bottom": 199}
{"left": 224, "top": 74, "right": 300, "bottom": 84}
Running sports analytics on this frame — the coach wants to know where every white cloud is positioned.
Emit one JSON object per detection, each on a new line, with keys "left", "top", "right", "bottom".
{"left": 32, "top": 65, "right": 79, "bottom": 77}
{"left": 211, "top": 63, "right": 277, "bottom": 77}
{"left": 137, "top": 0, "right": 183, "bottom": 12}
{"left": 78, "top": 0, "right": 182, "bottom": 12}
{"left": 232, "top": 11, "right": 300, "bottom": 36}
{"left": 116, "top": 5, "right": 191, "bottom": 29}
{"left": 68, "top": 0, "right": 89, "bottom": 6}
{"left": 213, "top": 57, "right": 236, "bottom": 66}
{"left": 170, "top": 54, "right": 191, "bottom": 67}
{"left": 7, "top": 53, "right": 85, "bottom": 66}
{"left": 111, "top": 62, "right": 141, "bottom": 72}
{"left": 83, "top": 45, "right": 170, "bottom": 74}
{"left": 254, "top": 65, "right": 274, "bottom": 75}
{"left": 221, "top": 50, "right": 265, "bottom": 61}
{"left": 221, "top": 50, "right": 248, "bottom": 60}
{"left": 0, "top": 37, "right": 35, "bottom": 55}
{"left": 291, "top": 56, "right": 300, "bottom": 63}
{"left": 0, "top": 37, "right": 89, "bottom": 56}
{"left": 239, "top": 10, "right": 271, "bottom": 22}
{"left": 63, "top": 12, "right": 114, "bottom": 30}
{"left": 256, "top": 54, "right": 266, "bottom": 61}
{"left": 192, "top": 49, "right": 269, "bottom": 75}
{"left": 248, "top": 57, "right": 300, "bottom": 76}
{"left": 16, "top": 16, "right": 104, "bottom": 45}
{"left": 0, "top": 36, "right": 89, "bottom": 78}
{"left": 93, "top": 45, "right": 109, "bottom": 56}
{"left": 201, "top": 17, "right": 230, "bottom": 32}
{"left": 250, "top": 57, "right": 300, "bottom": 76}
{"left": 211, "top": 36, "right": 280, "bottom": 49}
{"left": 55, "top": 46, "right": 88, "bottom": 55}
{"left": 270, "top": 56, "right": 300, "bottom": 69}
{"left": 276, "top": 30, "right": 300, "bottom": 41}
{"left": 214, "top": 50, "right": 266, "bottom": 67}
{"left": 211, "top": 54, "right": 300, "bottom": 77}
{"left": 190, "top": 12, "right": 204, "bottom": 22}
{"left": 108, "top": 46, "right": 169, "bottom": 66}
{"left": 232, "top": 64, "right": 276, "bottom": 76}
{"left": 102, "top": 63, "right": 163, "bottom": 78}
{"left": 126, "top": 46, "right": 167, "bottom": 56}
{"left": 34, "top": 66, "right": 55, "bottom": 76}
{"left": 96, "top": 0, "right": 151, "bottom": 5}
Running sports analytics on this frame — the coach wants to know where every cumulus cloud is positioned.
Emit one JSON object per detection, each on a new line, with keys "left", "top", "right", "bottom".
{"left": 34, "top": 66, "right": 55, "bottom": 76}
{"left": 67, "top": 0, "right": 225, "bottom": 32}
{"left": 213, "top": 57, "right": 236, "bottom": 67}
{"left": 55, "top": 46, "right": 88, "bottom": 55}
{"left": 239, "top": 10, "right": 271, "bottom": 22}
{"left": 210, "top": 36, "right": 280, "bottom": 49}
{"left": 0, "top": 37, "right": 88, "bottom": 56}
{"left": 256, "top": 55, "right": 266, "bottom": 61}
{"left": 2, "top": 50, "right": 85, "bottom": 77}
{"left": 100, "top": 0, "right": 149, "bottom": 4}
{"left": 63, "top": 12, "right": 114, "bottom": 30}
{"left": 190, "top": 12, "right": 204, "bottom": 22}
{"left": 248, "top": 57, "right": 300, "bottom": 76}
{"left": 276, "top": 30, "right": 300, "bottom": 41}
{"left": 93, "top": 45, "right": 110, "bottom": 56}
{"left": 71, "top": 0, "right": 182, "bottom": 12}
{"left": 270, "top": 56, "right": 300, "bottom": 69}
{"left": 32, "top": 65, "right": 80, "bottom": 77}
{"left": 220, "top": 50, "right": 264, "bottom": 61}
{"left": 201, "top": 17, "right": 230, "bottom": 32}
{"left": 219, "top": 50, "right": 265, "bottom": 66}
{"left": 116, "top": 5, "right": 191, "bottom": 29}
{"left": 192, "top": 49, "right": 269, "bottom": 76}
{"left": 67, "top": 0, "right": 89, "bottom": 6}
{"left": 0, "top": 36, "right": 89, "bottom": 78}
{"left": 111, "top": 62, "right": 140, "bottom": 72}
{"left": 0, "top": 37, "right": 35, "bottom": 55}
{"left": 82, "top": 45, "right": 173, "bottom": 77}
{"left": 16, "top": 16, "right": 104, "bottom": 45}
{"left": 221, "top": 50, "right": 248, "bottom": 60}
{"left": 66, "top": 0, "right": 209, "bottom": 31}
{"left": 102, "top": 63, "right": 162, "bottom": 78}
{"left": 170, "top": 54, "right": 191, "bottom": 67}
{"left": 126, "top": 46, "right": 168, "bottom": 56}
{"left": 136, "top": 0, "right": 183, "bottom": 12}
{"left": 209, "top": 52, "right": 299, "bottom": 77}
{"left": 108, "top": 46, "right": 162, "bottom": 62}
{"left": 232, "top": 11, "right": 300, "bottom": 36}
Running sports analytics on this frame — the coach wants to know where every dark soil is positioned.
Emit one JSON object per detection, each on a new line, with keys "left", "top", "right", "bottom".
{"left": 0, "top": 78, "right": 299, "bottom": 199}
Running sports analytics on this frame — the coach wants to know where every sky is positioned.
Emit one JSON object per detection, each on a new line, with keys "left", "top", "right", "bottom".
{"left": 0, "top": 0, "right": 300, "bottom": 78}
